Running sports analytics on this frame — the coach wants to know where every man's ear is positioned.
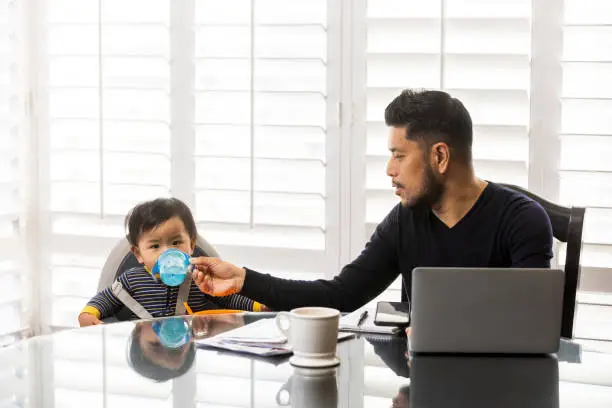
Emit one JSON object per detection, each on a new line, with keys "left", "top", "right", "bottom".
{"left": 431, "top": 142, "right": 450, "bottom": 174}
{"left": 131, "top": 246, "right": 144, "bottom": 264}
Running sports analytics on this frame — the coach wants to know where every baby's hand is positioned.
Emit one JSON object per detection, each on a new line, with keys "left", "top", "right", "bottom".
{"left": 78, "top": 312, "right": 103, "bottom": 327}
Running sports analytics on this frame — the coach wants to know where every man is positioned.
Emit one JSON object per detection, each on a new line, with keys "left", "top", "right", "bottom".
{"left": 191, "top": 89, "right": 553, "bottom": 311}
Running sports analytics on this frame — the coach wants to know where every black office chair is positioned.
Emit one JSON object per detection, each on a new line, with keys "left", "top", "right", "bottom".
{"left": 500, "top": 183, "right": 585, "bottom": 339}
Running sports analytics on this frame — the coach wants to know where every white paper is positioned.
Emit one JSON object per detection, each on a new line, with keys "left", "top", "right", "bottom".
{"left": 196, "top": 318, "right": 355, "bottom": 357}
{"left": 213, "top": 317, "right": 288, "bottom": 344}
{"left": 339, "top": 308, "right": 401, "bottom": 335}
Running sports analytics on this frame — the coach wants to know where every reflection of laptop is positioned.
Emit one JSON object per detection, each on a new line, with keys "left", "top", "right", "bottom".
{"left": 409, "top": 268, "right": 564, "bottom": 354}
{"left": 410, "top": 354, "right": 559, "bottom": 408}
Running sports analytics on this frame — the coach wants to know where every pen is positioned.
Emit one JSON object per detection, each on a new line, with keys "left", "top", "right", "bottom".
{"left": 357, "top": 310, "right": 368, "bottom": 327}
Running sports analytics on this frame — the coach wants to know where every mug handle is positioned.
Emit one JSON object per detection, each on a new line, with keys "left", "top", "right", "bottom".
{"left": 275, "top": 311, "right": 291, "bottom": 340}
{"left": 275, "top": 379, "right": 291, "bottom": 406}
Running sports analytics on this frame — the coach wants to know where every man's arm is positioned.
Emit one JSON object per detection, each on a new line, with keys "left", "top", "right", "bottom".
{"left": 507, "top": 200, "right": 554, "bottom": 268}
{"left": 194, "top": 206, "right": 404, "bottom": 312}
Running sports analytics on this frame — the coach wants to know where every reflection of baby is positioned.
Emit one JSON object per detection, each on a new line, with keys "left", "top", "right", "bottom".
{"left": 128, "top": 321, "right": 195, "bottom": 382}
{"left": 392, "top": 385, "right": 410, "bottom": 408}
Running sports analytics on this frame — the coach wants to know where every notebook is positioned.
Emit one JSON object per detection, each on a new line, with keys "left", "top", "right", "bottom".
{"left": 196, "top": 318, "right": 355, "bottom": 357}
{"left": 339, "top": 308, "right": 402, "bottom": 335}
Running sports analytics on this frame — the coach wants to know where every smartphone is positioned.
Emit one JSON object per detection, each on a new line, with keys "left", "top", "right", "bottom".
{"left": 374, "top": 301, "right": 411, "bottom": 327}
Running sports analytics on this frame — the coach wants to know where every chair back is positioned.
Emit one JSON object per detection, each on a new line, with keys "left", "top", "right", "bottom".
{"left": 500, "top": 183, "right": 585, "bottom": 339}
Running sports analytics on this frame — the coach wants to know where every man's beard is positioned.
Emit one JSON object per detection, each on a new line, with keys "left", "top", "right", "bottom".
{"left": 400, "top": 166, "right": 444, "bottom": 209}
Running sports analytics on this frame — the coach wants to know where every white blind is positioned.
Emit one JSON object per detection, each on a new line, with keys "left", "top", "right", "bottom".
{"left": 0, "top": 0, "right": 25, "bottom": 339}
{"left": 43, "top": 0, "right": 337, "bottom": 330}
{"left": 362, "top": 0, "right": 532, "bottom": 305}
{"left": 45, "top": 0, "right": 172, "bottom": 329}
{"left": 192, "top": 0, "right": 330, "bottom": 252}
{"left": 560, "top": 0, "right": 612, "bottom": 274}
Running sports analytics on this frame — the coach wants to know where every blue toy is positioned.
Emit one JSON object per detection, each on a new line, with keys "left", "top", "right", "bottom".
{"left": 152, "top": 248, "right": 191, "bottom": 287}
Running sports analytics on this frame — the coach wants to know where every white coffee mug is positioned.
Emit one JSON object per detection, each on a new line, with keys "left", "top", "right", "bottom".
{"left": 276, "top": 367, "right": 338, "bottom": 408}
{"left": 275, "top": 307, "right": 341, "bottom": 367}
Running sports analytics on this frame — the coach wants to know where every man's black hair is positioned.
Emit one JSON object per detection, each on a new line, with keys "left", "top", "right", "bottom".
{"left": 385, "top": 89, "right": 473, "bottom": 162}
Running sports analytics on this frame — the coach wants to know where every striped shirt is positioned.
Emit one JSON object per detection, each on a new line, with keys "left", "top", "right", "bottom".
{"left": 83, "top": 266, "right": 259, "bottom": 319}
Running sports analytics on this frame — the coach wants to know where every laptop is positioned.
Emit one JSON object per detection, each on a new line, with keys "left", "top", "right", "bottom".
{"left": 409, "top": 267, "right": 564, "bottom": 354}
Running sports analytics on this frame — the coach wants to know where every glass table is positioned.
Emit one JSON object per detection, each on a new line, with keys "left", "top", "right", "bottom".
{"left": 2, "top": 313, "right": 612, "bottom": 407}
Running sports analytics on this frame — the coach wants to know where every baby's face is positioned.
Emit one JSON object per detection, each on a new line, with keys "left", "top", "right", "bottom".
{"left": 132, "top": 216, "right": 194, "bottom": 272}
{"left": 139, "top": 324, "right": 191, "bottom": 370}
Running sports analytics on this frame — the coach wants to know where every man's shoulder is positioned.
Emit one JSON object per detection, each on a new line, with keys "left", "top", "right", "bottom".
{"left": 488, "top": 182, "right": 548, "bottom": 216}
{"left": 488, "top": 182, "right": 552, "bottom": 232}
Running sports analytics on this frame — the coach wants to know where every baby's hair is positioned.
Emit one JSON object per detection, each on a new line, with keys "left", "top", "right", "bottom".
{"left": 125, "top": 197, "right": 197, "bottom": 246}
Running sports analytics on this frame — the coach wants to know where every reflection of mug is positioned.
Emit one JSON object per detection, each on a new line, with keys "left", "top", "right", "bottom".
{"left": 275, "top": 307, "right": 340, "bottom": 365}
{"left": 276, "top": 367, "right": 338, "bottom": 408}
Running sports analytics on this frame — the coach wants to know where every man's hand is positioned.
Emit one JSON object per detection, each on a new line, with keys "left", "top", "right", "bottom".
{"left": 191, "top": 316, "right": 211, "bottom": 339}
{"left": 190, "top": 257, "right": 247, "bottom": 297}
{"left": 78, "top": 312, "right": 103, "bottom": 327}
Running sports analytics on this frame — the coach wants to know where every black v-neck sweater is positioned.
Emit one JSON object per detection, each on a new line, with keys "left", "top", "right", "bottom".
{"left": 241, "top": 182, "right": 554, "bottom": 312}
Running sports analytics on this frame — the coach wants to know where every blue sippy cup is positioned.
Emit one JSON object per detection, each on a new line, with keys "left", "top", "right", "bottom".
{"left": 152, "top": 317, "right": 191, "bottom": 348}
{"left": 152, "top": 248, "right": 190, "bottom": 287}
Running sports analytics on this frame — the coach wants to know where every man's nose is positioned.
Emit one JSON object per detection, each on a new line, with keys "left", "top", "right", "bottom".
{"left": 386, "top": 159, "right": 396, "bottom": 177}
